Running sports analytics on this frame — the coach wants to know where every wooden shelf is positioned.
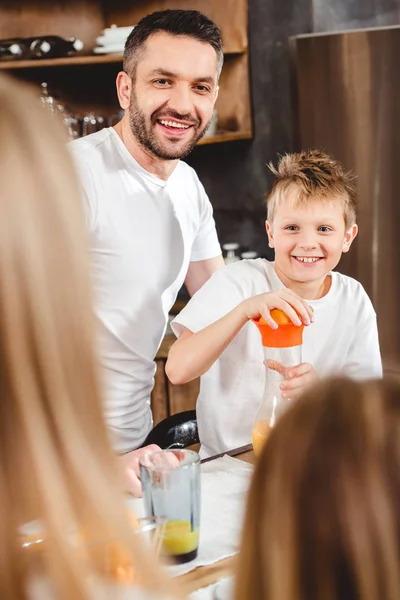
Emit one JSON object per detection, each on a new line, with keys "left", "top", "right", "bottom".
{"left": 0, "top": 48, "right": 247, "bottom": 71}
{"left": 0, "top": 1, "right": 252, "bottom": 146}
{"left": 0, "top": 54, "right": 123, "bottom": 70}
{"left": 198, "top": 130, "right": 252, "bottom": 145}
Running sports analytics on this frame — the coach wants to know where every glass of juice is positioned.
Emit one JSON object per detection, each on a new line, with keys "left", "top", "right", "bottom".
{"left": 252, "top": 419, "right": 271, "bottom": 457}
{"left": 139, "top": 449, "right": 200, "bottom": 564}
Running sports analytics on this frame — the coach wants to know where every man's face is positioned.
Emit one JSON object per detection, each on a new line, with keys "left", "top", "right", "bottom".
{"left": 127, "top": 32, "right": 219, "bottom": 160}
{"left": 266, "top": 187, "right": 358, "bottom": 290}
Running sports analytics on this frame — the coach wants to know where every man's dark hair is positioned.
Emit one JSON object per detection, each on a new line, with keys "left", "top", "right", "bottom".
{"left": 123, "top": 9, "right": 223, "bottom": 78}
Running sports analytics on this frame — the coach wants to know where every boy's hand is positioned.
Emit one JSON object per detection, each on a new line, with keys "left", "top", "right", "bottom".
{"left": 240, "top": 289, "right": 314, "bottom": 329}
{"left": 279, "top": 362, "right": 319, "bottom": 399}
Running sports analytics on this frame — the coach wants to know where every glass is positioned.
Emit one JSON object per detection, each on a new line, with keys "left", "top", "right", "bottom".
{"left": 20, "top": 516, "right": 166, "bottom": 584}
{"left": 252, "top": 312, "right": 304, "bottom": 457}
{"left": 87, "top": 516, "right": 166, "bottom": 583}
{"left": 82, "top": 112, "right": 105, "bottom": 136}
{"left": 222, "top": 242, "right": 241, "bottom": 264}
{"left": 40, "top": 82, "right": 80, "bottom": 141}
{"left": 139, "top": 449, "right": 201, "bottom": 564}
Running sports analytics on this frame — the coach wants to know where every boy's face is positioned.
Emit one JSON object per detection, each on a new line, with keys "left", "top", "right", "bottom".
{"left": 266, "top": 189, "right": 358, "bottom": 291}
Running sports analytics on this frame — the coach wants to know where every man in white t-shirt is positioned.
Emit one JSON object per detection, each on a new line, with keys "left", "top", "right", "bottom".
{"left": 166, "top": 150, "right": 382, "bottom": 458}
{"left": 69, "top": 10, "right": 224, "bottom": 494}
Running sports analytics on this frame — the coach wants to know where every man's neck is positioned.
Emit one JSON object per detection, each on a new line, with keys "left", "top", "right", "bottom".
{"left": 114, "top": 119, "right": 178, "bottom": 181}
{"left": 274, "top": 264, "right": 332, "bottom": 300}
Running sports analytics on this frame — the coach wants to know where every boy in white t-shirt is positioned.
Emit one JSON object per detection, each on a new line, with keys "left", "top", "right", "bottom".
{"left": 166, "top": 150, "right": 382, "bottom": 457}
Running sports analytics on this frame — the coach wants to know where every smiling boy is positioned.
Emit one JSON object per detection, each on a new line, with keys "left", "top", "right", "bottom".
{"left": 166, "top": 150, "right": 382, "bottom": 457}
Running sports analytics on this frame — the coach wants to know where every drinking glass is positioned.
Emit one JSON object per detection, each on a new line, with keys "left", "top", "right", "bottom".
{"left": 20, "top": 516, "right": 166, "bottom": 584}
{"left": 139, "top": 449, "right": 201, "bottom": 564}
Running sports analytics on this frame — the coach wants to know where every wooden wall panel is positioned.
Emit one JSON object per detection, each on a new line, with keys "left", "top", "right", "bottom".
{"left": 168, "top": 378, "right": 199, "bottom": 417}
{"left": 291, "top": 27, "right": 400, "bottom": 361}
{"left": 216, "top": 53, "right": 252, "bottom": 133}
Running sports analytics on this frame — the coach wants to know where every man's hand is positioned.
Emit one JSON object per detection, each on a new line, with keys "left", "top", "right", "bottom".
{"left": 240, "top": 289, "right": 314, "bottom": 329}
{"left": 278, "top": 362, "right": 319, "bottom": 399}
{"left": 118, "top": 444, "right": 161, "bottom": 497}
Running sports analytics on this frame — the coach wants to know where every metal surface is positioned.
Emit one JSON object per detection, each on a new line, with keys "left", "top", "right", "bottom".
{"left": 291, "top": 26, "right": 400, "bottom": 365}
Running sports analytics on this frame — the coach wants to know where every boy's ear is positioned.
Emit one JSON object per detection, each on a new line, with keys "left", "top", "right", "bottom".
{"left": 265, "top": 220, "right": 274, "bottom": 248}
{"left": 342, "top": 223, "right": 358, "bottom": 253}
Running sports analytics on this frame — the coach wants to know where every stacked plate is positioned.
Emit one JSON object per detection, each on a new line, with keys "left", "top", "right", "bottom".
{"left": 93, "top": 25, "right": 135, "bottom": 55}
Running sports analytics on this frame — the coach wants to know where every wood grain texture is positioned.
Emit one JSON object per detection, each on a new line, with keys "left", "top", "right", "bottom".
{"left": 291, "top": 26, "right": 400, "bottom": 361}
{"left": 168, "top": 378, "right": 199, "bottom": 417}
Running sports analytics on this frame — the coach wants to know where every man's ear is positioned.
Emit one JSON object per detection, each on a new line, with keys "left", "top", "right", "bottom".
{"left": 265, "top": 220, "right": 274, "bottom": 248}
{"left": 342, "top": 223, "right": 358, "bottom": 253}
{"left": 116, "top": 71, "right": 132, "bottom": 110}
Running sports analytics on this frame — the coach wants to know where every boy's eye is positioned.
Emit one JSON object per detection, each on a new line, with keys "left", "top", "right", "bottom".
{"left": 318, "top": 226, "right": 332, "bottom": 233}
{"left": 284, "top": 225, "right": 299, "bottom": 231}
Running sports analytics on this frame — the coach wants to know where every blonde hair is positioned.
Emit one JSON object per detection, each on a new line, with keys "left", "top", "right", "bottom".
{"left": 266, "top": 150, "right": 357, "bottom": 229}
{"left": 235, "top": 377, "right": 400, "bottom": 600}
{"left": 0, "top": 74, "right": 174, "bottom": 599}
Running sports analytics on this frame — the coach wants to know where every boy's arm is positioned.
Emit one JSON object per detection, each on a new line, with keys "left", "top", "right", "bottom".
{"left": 166, "top": 303, "right": 249, "bottom": 385}
{"left": 166, "top": 289, "right": 313, "bottom": 385}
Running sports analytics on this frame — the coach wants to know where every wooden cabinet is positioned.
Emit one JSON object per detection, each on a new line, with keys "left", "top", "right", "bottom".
{"left": 0, "top": 0, "right": 252, "bottom": 145}
{"left": 152, "top": 334, "right": 200, "bottom": 426}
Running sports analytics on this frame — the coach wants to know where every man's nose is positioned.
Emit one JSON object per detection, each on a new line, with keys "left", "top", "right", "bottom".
{"left": 168, "top": 84, "right": 193, "bottom": 117}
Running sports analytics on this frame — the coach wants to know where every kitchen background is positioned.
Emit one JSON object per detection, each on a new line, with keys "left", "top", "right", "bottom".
{"left": 1, "top": 0, "right": 399, "bottom": 420}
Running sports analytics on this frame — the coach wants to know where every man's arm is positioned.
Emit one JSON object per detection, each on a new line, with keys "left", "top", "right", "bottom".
{"left": 184, "top": 255, "right": 224, "bottom": 297}
{"left": 117, "top": 445, "right": 161, "bottom": 497}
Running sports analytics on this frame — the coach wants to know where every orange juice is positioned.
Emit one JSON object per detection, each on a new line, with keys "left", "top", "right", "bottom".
{"left": 252, "top": 420, "right": 271, "bottom": 457}
{"left": 162, "top": 520, "right": 199, "bottom": 563}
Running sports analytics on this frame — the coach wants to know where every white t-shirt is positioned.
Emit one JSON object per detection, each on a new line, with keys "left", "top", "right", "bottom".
{"left": 69, "top": 128, "right": 221, "bottom": 453}
{"left": 171, "top": 259, "right": 382, "bottom": 457}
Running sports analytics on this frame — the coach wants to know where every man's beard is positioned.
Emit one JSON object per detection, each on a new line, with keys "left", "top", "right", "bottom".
{"left": 128, "top": 92, "right": 211, "bottom": 160}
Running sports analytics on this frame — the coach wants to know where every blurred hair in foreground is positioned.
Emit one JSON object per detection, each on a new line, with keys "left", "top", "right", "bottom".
{"left": 0, "top": 74, "right": 178, "bottom": 599}
{"left": 236, "top": 376, "right": 400, "bottom": 600}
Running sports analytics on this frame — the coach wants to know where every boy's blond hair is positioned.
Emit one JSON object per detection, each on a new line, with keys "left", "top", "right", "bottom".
{"left": 266, "top": 150, "right": 357, "bottom": 229}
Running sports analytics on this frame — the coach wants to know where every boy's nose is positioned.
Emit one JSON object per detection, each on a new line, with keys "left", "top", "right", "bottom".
{"left": 298, "top": 240, "right": 318, "bottom": 250}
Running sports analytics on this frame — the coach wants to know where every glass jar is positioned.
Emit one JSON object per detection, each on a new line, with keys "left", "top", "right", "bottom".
{"left": 222, "top": 242, "right": 240, "bottom": 264}
{"left": 251, "top": 310, "right": 304, "bottom": 456}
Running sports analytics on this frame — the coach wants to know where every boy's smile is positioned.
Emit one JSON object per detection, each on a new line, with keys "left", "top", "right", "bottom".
{"left": 266, "top": 188, "right": 358, "bottom": 300}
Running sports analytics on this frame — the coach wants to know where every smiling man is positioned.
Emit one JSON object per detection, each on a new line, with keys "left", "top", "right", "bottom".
{"left": 69, "top": 10, "right": 224, "bottom": 495}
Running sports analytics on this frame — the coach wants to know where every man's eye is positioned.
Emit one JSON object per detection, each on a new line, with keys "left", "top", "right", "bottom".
{"left": 194, "top": 85, "right": 211, "bottom": 93}
{"left": 154, "top": 79, "right": 170, "bottom": 86}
